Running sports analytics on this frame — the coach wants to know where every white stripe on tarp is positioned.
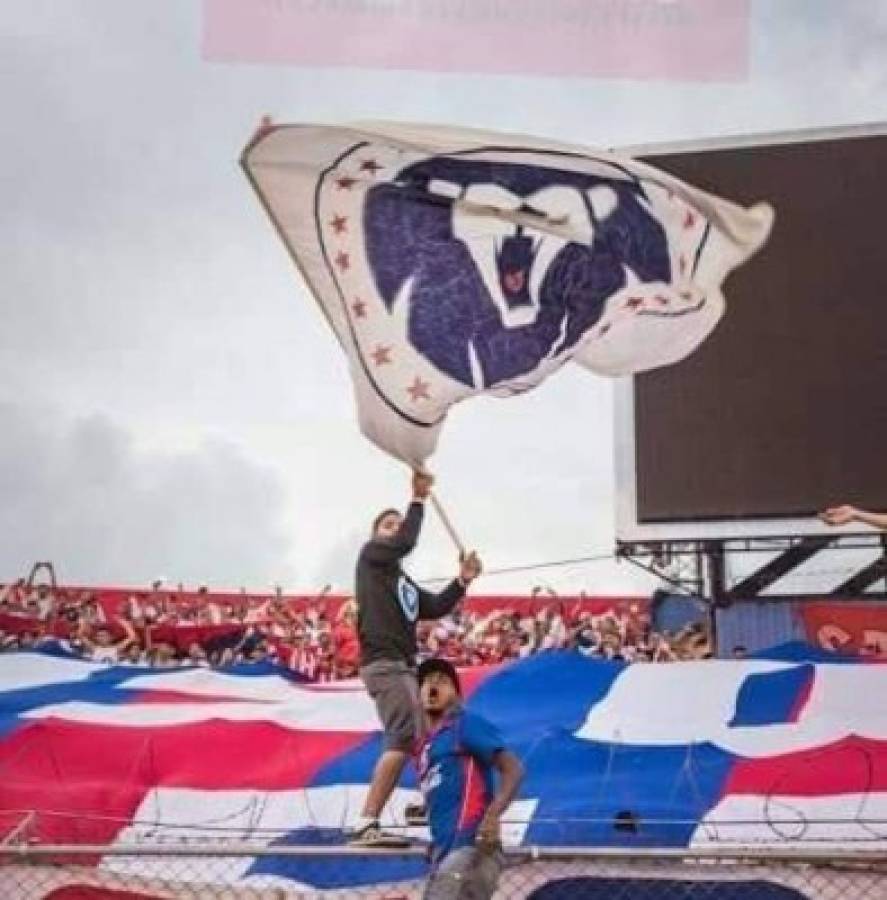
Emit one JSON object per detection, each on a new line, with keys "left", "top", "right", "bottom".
{"left": 122, "top": 667, "right": 352, "bottom": 702}
{"left": 690, "top": 792, "right": 887, "bottom": 849}
{"left": 22, "top": 694, "right": 380, "bottom": 731}
{"left": 575, "top": 661, "right": 887, "bottom": 755}
{"left": 0, "top": 651, "right": 104, "bottom": 692}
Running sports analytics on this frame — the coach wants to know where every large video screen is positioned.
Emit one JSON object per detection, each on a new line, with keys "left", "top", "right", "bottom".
{"left": 632, "top": 131, "right": 887, "bottom": 524}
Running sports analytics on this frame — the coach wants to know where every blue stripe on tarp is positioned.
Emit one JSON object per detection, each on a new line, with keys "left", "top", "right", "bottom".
{"left": 0, "top": 664, "right": 142, "bottom": 738}
{"left": 730, "top": 664, "right": 815, "bottom": 727}
{"left": 246, "top": 827, "right": 427, "bottom": 887}
{"left": 520, "top": 735, "right": 734, "bottom": 847}
{"left": 469, "top": 654, "right": 736, "bottom": 848}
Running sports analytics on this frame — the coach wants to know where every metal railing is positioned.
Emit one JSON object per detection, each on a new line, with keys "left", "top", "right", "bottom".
{"left": 1, "top": 842, "right": 884, "bottom": 899}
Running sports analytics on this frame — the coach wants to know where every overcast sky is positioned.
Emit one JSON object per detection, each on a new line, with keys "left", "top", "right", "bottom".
{"left": 2, "top": 1, "right": 886, "bottom": 594}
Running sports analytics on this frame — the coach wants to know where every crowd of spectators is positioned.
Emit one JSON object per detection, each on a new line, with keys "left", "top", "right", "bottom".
{"left": 419, "top": 600, "right": 712, "bottom": 665}
{"left": 0, "top": 574, "right": 712, "bottom": 679}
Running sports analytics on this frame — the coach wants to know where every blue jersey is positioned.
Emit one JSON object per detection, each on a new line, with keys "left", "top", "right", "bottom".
{"left": 415, "top": 707, "right": 505, "bottom": 858}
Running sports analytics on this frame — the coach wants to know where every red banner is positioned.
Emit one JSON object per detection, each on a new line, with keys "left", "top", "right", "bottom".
{"left": 800, "top": 601, "right": 887, "bottom": 658}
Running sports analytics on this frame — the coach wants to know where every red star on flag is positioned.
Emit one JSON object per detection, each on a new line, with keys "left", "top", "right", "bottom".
{"left": 352, "top": 299, "right": 367, "bottom": 319}
{"left": 360, "top": 159, "right": 383, "bottom": 175}
{"left": 335, "top": 175, "right": 357, "bottom": 190}
{"left": 335, "top": 251, "right": 350, "bottom": 271}
{"left": 624, "top": 296, "right": 644, "bottom": 310}
{"left": 371, "top": 345, "right": 392, "bottom": 366}
{"left": 330, "top": 214, "right": 348, "bottom": 234}
{"left": 683, "top": 209, "right": 696, "bottom": 229}
{"left": 407, "top": 376, "right": 431, "bottom": 401}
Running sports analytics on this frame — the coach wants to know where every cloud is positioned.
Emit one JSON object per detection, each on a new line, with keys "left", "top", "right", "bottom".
{"left": 0, "top": 402, "right": 296, "bottom": 589}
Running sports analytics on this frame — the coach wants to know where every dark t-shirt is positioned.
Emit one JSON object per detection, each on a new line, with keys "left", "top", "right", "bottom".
{"left": 356, "top": 502, "right": 464, "bottom": 667}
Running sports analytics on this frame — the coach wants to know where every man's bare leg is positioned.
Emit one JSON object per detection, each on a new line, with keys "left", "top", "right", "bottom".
{"left": 349, "top": 749, "right": 412, "bottom": 846}
{"left": 362, "top": 749, "right": 409, "bottom": 819}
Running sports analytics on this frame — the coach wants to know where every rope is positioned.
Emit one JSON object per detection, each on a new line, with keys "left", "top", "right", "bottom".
{"left": 419, "top": 551, "right": 617, "bottom": 585}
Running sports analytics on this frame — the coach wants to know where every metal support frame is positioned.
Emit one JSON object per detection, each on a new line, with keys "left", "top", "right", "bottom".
{"left": 705, "top": 541, "right": 726, "bottom": 607}
{"left": 725, "top": 536, "right": 833, "bottom": 601}
{"left": 616, "top": 532, "right": 887, "bottom": 602}
{"left": 831, "top": 533, "right": 887, "bottom": 596}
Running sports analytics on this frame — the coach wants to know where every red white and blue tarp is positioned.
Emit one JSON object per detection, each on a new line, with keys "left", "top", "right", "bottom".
{"left": 0, "top": 645, "right": 885, "bottom": 896}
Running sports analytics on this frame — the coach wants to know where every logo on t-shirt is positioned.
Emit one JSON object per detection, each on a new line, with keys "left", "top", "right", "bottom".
{"left": 397, "top": 576, "right": 419, "bottom": 622}
{"left": 420, "top": 763, "right": 442, "bottom": 796}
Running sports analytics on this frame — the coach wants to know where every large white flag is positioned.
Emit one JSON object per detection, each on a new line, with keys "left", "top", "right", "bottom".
{"left": 242, "top": 122, "right": 773, "bottom": 464}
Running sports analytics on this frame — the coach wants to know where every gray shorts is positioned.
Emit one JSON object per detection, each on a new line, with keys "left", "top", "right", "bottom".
{"left": 360, "top": 659, "right": 425, "bottom": 752}
{"left": 423, "top": 846, "right": 504, "bottom": 900}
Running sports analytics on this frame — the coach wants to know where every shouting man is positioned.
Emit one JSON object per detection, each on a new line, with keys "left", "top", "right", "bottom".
{"left": 416, "top": 657, "right": 524, "bottom": 900}
{"left": 351, "top": 470, "right": 482, "bottom": 847}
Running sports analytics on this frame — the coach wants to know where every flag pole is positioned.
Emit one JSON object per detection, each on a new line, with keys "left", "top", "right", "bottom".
{"left": 429, "top": 492, "right": 467, "bottom": 558}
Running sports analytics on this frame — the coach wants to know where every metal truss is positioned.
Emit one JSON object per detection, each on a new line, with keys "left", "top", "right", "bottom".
{"left": 616, "top": 532, "right": 887, "bottom": 604}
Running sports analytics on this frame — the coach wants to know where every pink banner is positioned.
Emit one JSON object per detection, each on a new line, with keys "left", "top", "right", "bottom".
{"left": 203, "top": 0, "right": 749, "bottom": 81}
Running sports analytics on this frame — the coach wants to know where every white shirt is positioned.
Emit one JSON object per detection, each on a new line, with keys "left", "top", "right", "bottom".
{"left": 89, "top": 646, "right": 119, "bottom": 664}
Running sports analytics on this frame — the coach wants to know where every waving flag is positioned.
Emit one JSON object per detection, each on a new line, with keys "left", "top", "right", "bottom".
{"left": 242, "top": 122, "right": 773, "bottom": 463}
{"left": 0, "top": 646, "right": 885, "bottom": 896}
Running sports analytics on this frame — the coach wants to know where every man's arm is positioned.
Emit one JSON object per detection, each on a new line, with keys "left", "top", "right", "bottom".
{"left": 820, "top": 504, "right": 887, "bottom": 530}
{"left": 456, "top": 709, "right": 523, "bottom": 849}
{"left": 417, "top": 552, "right": 482, "bottom": 621}
{"left": 856, "top": 509, "right": 887, "bottom": 529}
{"left": 360, "top": 471, "right": 434, "bottom": 564}
{"left": 75, "top": 622, "right": 96, "bottom": 652}
{"left": 417, "top": 579, "right": 465, "bottom": 621}
{"left": 477, "top": 750, "right": 525, "bottom": 849}
{"left": 114, "top": 618, "right": 138, "bottom": 651}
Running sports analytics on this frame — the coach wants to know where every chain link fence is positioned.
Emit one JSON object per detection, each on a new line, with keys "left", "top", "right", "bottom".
{"left": 1, "top": 842, "right": 884, "bottom": 899}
